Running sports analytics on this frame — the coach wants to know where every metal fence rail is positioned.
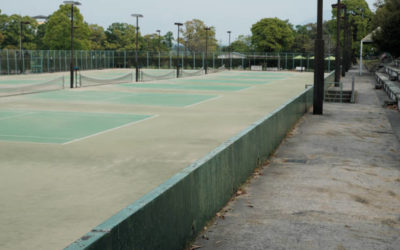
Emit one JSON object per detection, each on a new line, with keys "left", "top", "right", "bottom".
{"left": 0, "top": 49, "right": 336, "bottom": 75}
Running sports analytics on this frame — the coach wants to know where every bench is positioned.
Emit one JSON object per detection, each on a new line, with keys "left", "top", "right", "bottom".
{"left": 375, "top": 72, "right": 400, "bottom": 110}
{"left": 385, "top": 66, "right": 400, "bottom": 81}
{"left": 295, "top": 66, "right": 305, "bottom": 72}
{"left": 250, "top": 65, "right": 263, "bottom": 71}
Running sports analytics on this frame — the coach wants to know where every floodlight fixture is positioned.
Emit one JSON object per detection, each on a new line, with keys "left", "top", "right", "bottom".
{"left": 19, "top": 20, "right": 31, "bottom": 73}
{"left": 204, "top": 27, "right": 211, "bottom": 74}
{"left": 227, "top": 31, "right": 232, "bottom": 69}
{"left": 174, "top": 22, "right": 183, "bottom": 77}
{"left": 332, "top": 0, "right": 343, "bottom": 84}
{"left": 63, "top": 0, "right": 82, "bottom": 88}
{"left": 63, "top": 1, "right": 81, "bottom": 5}
{"left": 32, "top": 15, "right": 49, "bottom": 20}
{"left": 131, "top": 14, "right": 143, "bottom": 18}
{"left": 131, "top": 13, "right": 143, "bottom": 82}
{"left": 313, "top": 0, "right": 325, "bottom": 115}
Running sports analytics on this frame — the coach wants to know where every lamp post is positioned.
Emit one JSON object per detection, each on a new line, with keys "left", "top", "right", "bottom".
{"left": 174, "top": 22, "right": 183, "bottom": 78}
{"left": 157, "top": 29, "right": 161, "bottom": 69}
{"left": 132, "top": 14, "right": 143, "bottom": 82}
{"left": 64, "top": 1, "right": 81, "bottom": 88}
{"left": 204, "top": 27, "right": 210, "bottom": 74}
{"left": 227, "top": 31, "right": 232, "bottom": 69}
{"left": 314, "top": 0, "right": 325, "bottom": 115}
{"left": 19, "top": 20, "right": 30, "bottom": 74}
{"left": 341, "top": 4, "right": 348, "bottom": 77}
{"left": 332, "top": 0, "right": 344, "bottom": 85}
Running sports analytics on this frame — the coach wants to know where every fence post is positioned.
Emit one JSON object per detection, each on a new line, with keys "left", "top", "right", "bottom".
{"left": 202, "top": 52, "right": 204, "bottom": 69}
{"left": 307, "top": 54, "right": 310, "bottom": 71}
{"left": 193, "top": 52, "right": 196, "bottom": 69}
{"left": 292, "top": 53, "right": 294, "bottom": 69}
{"left": 328, "top": 54, "right": 331, "bottom": 72}
{"left": 169, "top": 53, "right": 172, "bottom": 69}
{"left": 0, "top": 50, "right": 2, "bottom": 75}
{"left": 278, "top": 52, "right": 281, "bottom": 70}
{"left": 182, "top": 53, "right": 184, "bottom": 69}
{"left": 146, "top": 51, "right": 149, "bottom": 68}
{"left": 285, "top": 53, "right": 287, "bottom": 70}
{"left": 6, "top": 50, "right": 10, "bottom": 74}
{"left": 158, "top": 52, "right": 161, "bottom": 69}
{"left": 213, "top": 53, "right": 215, "bottom": 68}
{"left": 14, "top": 50, "right": 18, "bottom": 74}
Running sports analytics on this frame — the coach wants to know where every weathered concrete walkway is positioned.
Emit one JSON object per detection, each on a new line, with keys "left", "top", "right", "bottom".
{"left": 193, "top": 70, "right": 400, "bottom": 249}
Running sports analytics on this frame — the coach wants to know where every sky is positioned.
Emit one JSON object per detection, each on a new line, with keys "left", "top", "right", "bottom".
{"left": 1, "top": 0, "right": 377, "bottom": 45}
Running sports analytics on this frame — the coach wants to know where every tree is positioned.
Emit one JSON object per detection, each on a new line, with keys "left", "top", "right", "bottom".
{"left": 104, "top": 22, "right": 140, "bottom": 50}
{"left": 43, "top": 4, "right": 90, "bottom": 50}
{"left": 330, "top": 0, "right": 373, "bottom": 57}
{"left": 372, "top": 0, "right": 400, "bottom": 57}
{"left": 251, "top": 18, "right": 294, "bottom": 52}
{"left": 0, "top": 12, "right": 38, "bottom": 49}
{"left": 88, "top": 24, "right": 106, "bottom": 50}
{"left": 181, "top": 19, "right": 217, "bottom": 52}
{"left": 162, "top": 31, "right": 174, "bottom": 50}
{"left": 226, "top": 35, "right": 253, "bottom": 52}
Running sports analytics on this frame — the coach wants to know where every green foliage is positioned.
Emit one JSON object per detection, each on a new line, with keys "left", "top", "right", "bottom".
{"left": 330, "top": 0, "right": 373, "bottom": 56}
{"left": 162, "top": 31, "right": 174, "bottom": 51}
{"left": 43, "top": 4, "right": 89, "bottom": 50}
{"left": 251, "top": 18, "right": 294, "bottom": 52}
{"left": 372, "top": 0, "right": 400, "bottom": 57}
{"left": 181, "top": 19, "right": 217, "bottom": 52}
{"left": 0, "top": 11, "right": 38, "bottom": 49}
{"left": 104, "top": 22, "right": 139, "bottom": 50}
{"left": 88, "top": 24, "right": 106, "bottom": 50}
{"left": 226, "top": 35, "right": 253, "bottom": 52}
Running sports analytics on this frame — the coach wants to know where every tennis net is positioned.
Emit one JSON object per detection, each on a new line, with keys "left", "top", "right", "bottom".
{"left": 79, "top": 72, "right": 133, "bottom": 87}
{"left": 208, "top": 66, "right": 226, "bottom": 74}
{"left": 140, "top": 70, "right": 176, "bottom": 82}
{"left": 0, "top": 76, "right": 65, "bottom": 97}
{"left": 180, "top": 69, "right": 204, "bottom": 78}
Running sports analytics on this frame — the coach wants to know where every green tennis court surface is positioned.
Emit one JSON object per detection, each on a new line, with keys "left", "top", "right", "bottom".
{"left": 30, "top": 90, "right": 217, "bottom": 107}
{"left": 0, "top": 110, "right": 151, "bottom": 143}
{"left": 178, "top": 78, "right": 272, "bottom": 85}
{"left": 0, "top": 70, "right": 315, "bottom": 250}
{"left": 120, "top": 83, "right": 249, "bottom": 91}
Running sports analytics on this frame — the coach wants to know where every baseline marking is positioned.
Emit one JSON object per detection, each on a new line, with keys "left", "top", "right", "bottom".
{"left": 63, "top": 114, "right": 160, "bottom": 145}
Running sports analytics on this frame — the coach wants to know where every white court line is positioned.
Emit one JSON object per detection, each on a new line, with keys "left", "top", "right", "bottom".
{"left": 184, "top": 95, "right": 222, "bottom": 109}
{"left": 237, "top": 86, "right": 255, "bottom": 92}
{"left": 62, "top": 114, "right": 160, "bottom": 145}
{"left": 0, "top": 112, "right": 36, "bottom": 121}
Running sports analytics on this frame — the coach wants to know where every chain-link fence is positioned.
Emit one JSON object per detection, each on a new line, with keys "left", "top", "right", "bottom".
{"left": 0, "top": 49, "right": 336, "bottom": 75}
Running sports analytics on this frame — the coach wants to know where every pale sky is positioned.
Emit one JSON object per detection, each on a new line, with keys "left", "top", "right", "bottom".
{"left": 1, "top": 0, "right": 377, "bottom": 45}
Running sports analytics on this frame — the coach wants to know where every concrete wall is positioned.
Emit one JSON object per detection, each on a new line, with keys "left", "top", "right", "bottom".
{"left": 66, "top": 86, "right": 315, "bottom": 250}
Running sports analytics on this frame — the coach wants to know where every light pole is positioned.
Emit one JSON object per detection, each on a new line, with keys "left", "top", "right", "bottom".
{"left": 174, "top": 22, "right": 183, "bottom": 78}
{"left": 227, "top": 31, "right": 232, "bottom": 69}
{"left": 157, "top": 29, "right": 161, "bottom": 69}
{"left": 19, "top": 20, "right": 30, "bottom": 74}
{"left": 64, "top": 1, "right": 81, "bottom": 88}
{"left": 132, "top": 14, "right": 143, "bottom": 82}
{"left": 204, "top": 27, "right": 210, "bottom": 74}
{"left": 332, "top": 0, "right": 344, "bottom": 85}
{"left": 314, "top": 0, "right": 325, "bottom": 115}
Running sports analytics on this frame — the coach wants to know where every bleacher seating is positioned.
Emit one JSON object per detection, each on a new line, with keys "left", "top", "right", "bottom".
{"left": 385, "top": 66, "right": 400, "bottom": 81}
{"left": 375, "top": 71, "right": 400, "bottom": 109}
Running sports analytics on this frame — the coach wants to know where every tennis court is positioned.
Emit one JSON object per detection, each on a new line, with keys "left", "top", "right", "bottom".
{"left": 0, "top": 69, "right": 313, "bottom": 250}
